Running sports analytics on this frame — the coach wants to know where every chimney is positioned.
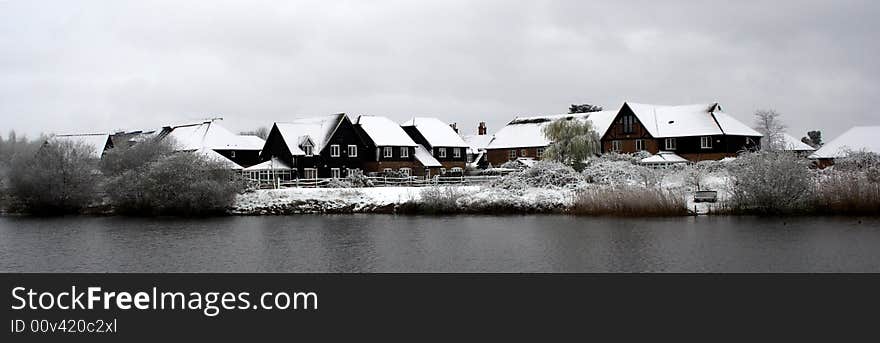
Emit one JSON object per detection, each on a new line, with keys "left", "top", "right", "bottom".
{"left": 449, "top": 123, "right": 458, "bottom": 133}
{"left": 478, "top": 122, "right": 487, "bottom": 135}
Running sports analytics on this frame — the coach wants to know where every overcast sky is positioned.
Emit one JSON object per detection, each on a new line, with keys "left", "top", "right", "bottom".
{"left": 1, "top": 0, "right": 877, "bottom": 140}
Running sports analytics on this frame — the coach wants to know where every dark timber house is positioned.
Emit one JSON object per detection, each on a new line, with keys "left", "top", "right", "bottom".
{"left": 401, "top": 117, "right": 470, "bottom": 176}
{"left": 351, "top": 115, "right": 423, "bottom": 176}
{"left": 260, "top": 113, "right": 368, "bottom": 179}
{"left": 602, "top": 102, "right": 762, "bottom": 161}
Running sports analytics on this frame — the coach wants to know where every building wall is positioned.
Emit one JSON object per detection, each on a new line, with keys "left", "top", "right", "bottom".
{"left": 215, "top": 149, "right": 261, "bottom": 168}
{"left": 485, "top": 147, "right": 544, "bottom": 167}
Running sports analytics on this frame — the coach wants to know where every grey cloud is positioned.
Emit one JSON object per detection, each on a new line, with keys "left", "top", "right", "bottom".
{"left": 1, "top": 0, "right": 877, "bottom": 140}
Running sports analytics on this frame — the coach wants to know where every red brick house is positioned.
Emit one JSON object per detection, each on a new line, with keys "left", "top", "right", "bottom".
{"left": 483, "top": 111, "right": 617, "bottom": 167}
{"left": 602, "top": 102, "right": 762, "bottom": 161}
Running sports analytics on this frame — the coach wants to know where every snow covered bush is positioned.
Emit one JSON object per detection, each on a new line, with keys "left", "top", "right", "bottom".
{"left": 491, "top": 160, "right": 585, "bottom": 190}
{"left": 581, "top": 160, "right": 651, "bottom": 186}
{"left": 727, "top": 151, "right": 814, "bottom": 214}
{"left": 6, "top": 140, "right": 102, "bottom": 215}
{"left": 813, "top": 173, "right": 880, "bottom": 215}
{"left": 344, "top": 169, "right": 374, "bottom": 187}
{"left": 398, "top": 186, "right": 467, "bottom": 214}
{"left": 499, "top": 160, "right": 526, "bottom": 170}
{"left": 324, "top": 178, "right": 352, "bottom": 188}
{"left": 105, "top": 152, "right": 243, "bottom": 216}
{"left": 100, "top": 138, "right": 175, "bottom": 176}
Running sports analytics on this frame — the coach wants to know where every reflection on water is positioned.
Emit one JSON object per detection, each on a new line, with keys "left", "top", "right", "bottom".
{"left": 1, "top": 215, "right": 878, "bottom": 272}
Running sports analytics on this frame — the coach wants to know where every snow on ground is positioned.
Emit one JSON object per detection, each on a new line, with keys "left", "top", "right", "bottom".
{"left": 232, "top": 186, "right": 481, "bottom": 214}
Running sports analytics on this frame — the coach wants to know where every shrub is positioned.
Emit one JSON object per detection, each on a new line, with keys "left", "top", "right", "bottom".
{"left": 324, "top": 178, "right": 353, "bottom": 188}
{"left": 398, "top": 186, "right": 467, "bottom": 214}
{"left": 100, "top": 138, "right": 175, "bottom": 176}
{"left": 571, "top": 186, "right": 687, "bottom": 216}
{"left": 491, "top": 160, "right": 585, "bottom": 190}
{"left": 345, "top": 169, "right": 374, "bottom": 187}
{"left": 581, "top": 160, "right": 652, "bottom": 186}
{"left": 727, "top": 151, "right": 814, "bottom": 214}
{"left": 106, "top": 152, "right": 243, "bottom": 216}
{"left": 6, "top": 140, "right": 101, "bottom": 215}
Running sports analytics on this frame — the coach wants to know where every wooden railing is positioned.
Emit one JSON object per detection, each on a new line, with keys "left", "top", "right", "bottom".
{"left": 241, "top": 175, "right": 501, "bottom": 189}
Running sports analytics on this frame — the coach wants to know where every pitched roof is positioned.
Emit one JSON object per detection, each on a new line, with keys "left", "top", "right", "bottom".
{"left": 164, "top": 121, "right": 265, "bottom": 151}
{"left": 49, "top": 134, "right": 112, "bottom": 158}
{"left": 274, "top": 113, "right": 347, "bottom": 156}
{"left": 355, "top": 115, "right": 417, "bottom": 147}
{"left": 486, "top": 110, "right": 617, "bottom": 150}
{"left": 462, "top": 134, "right": 493, "bottom": 152}
{"left": 809, "top": 126, "right": 880, "bottom": 159}
{"left": 639, "top": 151, "right": 689, "bottom": 164}
{"left": 401, "top": 117, "right": 469, "bottom": 148}
{"left": 780, "top": 133, "right": 815, "bottom": 151}
{"left": 243, "top": 157, "right": 293, "bottom": 171}
{"left": 413, "top": 144, "right": 442, "bottom": 167}
{"left": 194, "top": 148, "right": 243, "bottom": 170}
{"left": 624, "top": 102, "right": 762, "bottom": 138}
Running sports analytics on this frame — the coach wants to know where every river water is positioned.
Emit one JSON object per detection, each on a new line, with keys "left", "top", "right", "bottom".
{"left": 1, "top": 215, "right": 879, "bottom": 272}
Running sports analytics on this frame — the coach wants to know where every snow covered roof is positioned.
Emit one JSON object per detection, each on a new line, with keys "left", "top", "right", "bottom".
{"left": 639, "top": 152, "right": 689, "bottom": 164}
{"left": 624, "top": 102, "right": 762, "bottom": 138}
{"left": 355, "top": 115, "right": 417, "bottom": 147}
{"left": 164, "top": 121, "right": 265, "bottom": 151}
{"left": 49, "top": 134, "right": 112, "bottom": 158}
{"left": 780, "top": 133, "right": 815, "bottom": 151}
{"left": 514, "top": 157, "right": 538, "bottom": 167}
{"left": 413, "top": 144, "right": 442, "bottom": 167}
{"left": 194, "top": 148, "right": 243, "bottom": 170}
{"left": 243, "top": 157, "right": 293, "bottom": 171}
{"left": 462, "top": 134, "right": 493, "bottom": 152}
{"left": 274, "top": 113, "right": 346, "bottom": 156}
{"left": 486, "top": 110, "right": 617, "bottom": 150}
{"left": 401, "top": 117, "right": 469, "bottom": 148}
{"left": 809, "top": 126, "right": 880, "bottom": 159}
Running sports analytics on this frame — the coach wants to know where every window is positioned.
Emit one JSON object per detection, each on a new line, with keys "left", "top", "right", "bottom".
{"left": 303, "top": 168, "right": 317, "bottom": 179}
{"left": 400, "top": 147, "right": 409, "bottom": 158}
{"left": 622, "top": 115, "right": 636, "bottom": 134}
{"left": 450, "top": 167, "right": 463, "bottom": 174}
{"left": 701, "top": 136, "right": 712, "bottom": 149}
{"left": 383, "top": 147, "right": 393, "bottom": 158}
{"left": 439, "top": 148, "right": 447, "bottom": 158}
{"left": 611, "top": 140, "right": 622, "bottom": 152}
{"left": 346, "top": 168, "right": 357, "bottom": 176}
{"left": 508, "top": 150, "right": 516, "bottom": 160}
{"left": 453, "top": 148, "right": 461, "bottom": 158}
{"left": 536, "top": 147, "right": 544, "bottom": 158}
{"left": 330, "top": 144, "right": 340, "bottom": 157}
{"left": 303, "top": 145, "right": 313, "bottom": 156}
{"left": 635, "top": 139, "right": 645, "bottom": 151}
{"left": 347, "top": 145, "right": 357, "bottom": 157}
{"left": 230, "top": 151, "right": 236, "bottom": 158}
{"left": 665, "top": 138, "right": 676, "bottom": 150}
{"left": 383, "top": 168, "right": 393, "bottom": 174}
{"left": 521, "top": 149, "right": 527, "bottom": 157}
{"left": 400, "top": 168, "right": 411, "bottom": 176}
{"left": 331, "top": 168, "right": 341, "bottom": 179}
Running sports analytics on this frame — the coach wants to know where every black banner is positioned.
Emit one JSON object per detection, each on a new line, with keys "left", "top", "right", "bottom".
{"left": 1, "top": 274, "right": 877, "bottom": 341}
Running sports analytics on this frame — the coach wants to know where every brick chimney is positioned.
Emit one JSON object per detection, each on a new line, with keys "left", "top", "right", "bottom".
{"left": 478, "top": 122, "right": 487, "bottom": 135}
{"left": 449, "top": 123, "right": 458, "bottom": 133}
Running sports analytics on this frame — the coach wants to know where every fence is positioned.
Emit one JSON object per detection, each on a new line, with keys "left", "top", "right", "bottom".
{"left": 241, "top": 174, "right": 501, "bottom": 189}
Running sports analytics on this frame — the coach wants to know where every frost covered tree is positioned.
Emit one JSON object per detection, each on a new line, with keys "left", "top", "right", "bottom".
{"left": 728, "top": 151, "right": 814, "bottom": 214}
{"left": 801, "top": 130, "right": 823, "bottom": 148}
{"left": 753, "top": 109, "right": 786, "bottom": 151}
{"left": 240, "top": 127, "right": 269, "bottom": 140}
{"left": 568, "top": 104, "right": 603, "bottom": 114}
{"left": 541, "top": 118, "right": 600, "bottom": 171}
{"left": 6, "top": 140, "right": 101, "bottom": 214}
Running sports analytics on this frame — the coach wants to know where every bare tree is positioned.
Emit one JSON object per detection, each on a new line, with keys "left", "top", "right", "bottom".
{"left": 753, "top": 109, "right": 786, "bottom": 151}
{"left": 240, "top": 127, "right": 269, "bottom": 140}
